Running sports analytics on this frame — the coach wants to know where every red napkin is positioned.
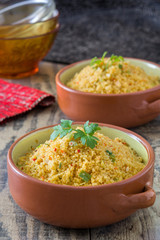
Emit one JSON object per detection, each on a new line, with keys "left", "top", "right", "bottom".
{"left": 0, "top": 79, "right": 55, "bottom": 123}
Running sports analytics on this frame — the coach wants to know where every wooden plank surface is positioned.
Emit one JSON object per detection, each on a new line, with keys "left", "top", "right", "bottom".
{"left": 0, "top": 61, "right": 159, "bottom": 240}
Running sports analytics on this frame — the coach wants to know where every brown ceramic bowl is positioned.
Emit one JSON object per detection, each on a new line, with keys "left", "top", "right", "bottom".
{"left": 56, "top": 58, "right": 160, "bottom": 128}
{"left": 7, "top": 122, "right": 156, "bottom": 228}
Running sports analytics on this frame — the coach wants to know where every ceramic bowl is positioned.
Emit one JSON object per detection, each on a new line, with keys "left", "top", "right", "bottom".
{"left": 56, "top": 58, "right": 160, "bottom": 128}
{"left": 0, "top": 23, "right": 59, "bottom": 79}
{"left": 7, "top": 122, "right": 156, "bottom": 228}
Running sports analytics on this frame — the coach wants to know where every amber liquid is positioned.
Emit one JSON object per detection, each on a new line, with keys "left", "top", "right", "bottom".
{"left": 0, "top": 20, "right": 58, "bottom": 79}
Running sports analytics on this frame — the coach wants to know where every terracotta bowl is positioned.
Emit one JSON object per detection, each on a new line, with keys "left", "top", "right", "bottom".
{"left": 7, "top": 123, "right": 156, "bottom": 228}
{"left": 56, "top": 58, "right": 160, "bottom": 128}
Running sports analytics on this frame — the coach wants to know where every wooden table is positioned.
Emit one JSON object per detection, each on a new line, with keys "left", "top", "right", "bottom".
{"left": 0, "top": 62, "right": 160, "bottom": 240}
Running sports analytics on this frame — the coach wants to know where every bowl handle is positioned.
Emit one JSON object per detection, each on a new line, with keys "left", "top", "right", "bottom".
{"left": 148, "top": 99, "right": 160, "bottom": 114}
{"left": 135, "top": 99, "right": 160, "bottom": 117}
{"left": 122, "top": 183, "right": 156, "bottom": 209}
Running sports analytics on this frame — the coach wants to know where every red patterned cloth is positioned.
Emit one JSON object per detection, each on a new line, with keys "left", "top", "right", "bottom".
{"left": 0, "top": 79, "right": 55, "bottom": 123}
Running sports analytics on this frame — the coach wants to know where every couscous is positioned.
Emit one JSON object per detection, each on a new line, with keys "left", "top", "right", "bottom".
{"left": 16, "top": 120, "right": 146, "bottom": 186}
{"left": 67, "top": 52, "right": 159, "bottom": 94}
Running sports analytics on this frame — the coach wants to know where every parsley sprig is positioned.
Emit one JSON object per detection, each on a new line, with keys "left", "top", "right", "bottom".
{"left": 74, "top": 121, "right": 101, "bottom": 149}
{"left": 50, "top": 119, "right": 101, "bottom": 149}
{"left": 90, "top": 51, "right": 124, "bottom": 71}
{"left": 90, "top": 51, "right": 107, "bottom": 70}
{"left": 50, "top": 119, "right": 73, "bottom": 140}
{"left": 110, "top": 54, "right": 124, "bottom": 64}
{"left": 106, "top": 54, "right": 124, "bottom": 70}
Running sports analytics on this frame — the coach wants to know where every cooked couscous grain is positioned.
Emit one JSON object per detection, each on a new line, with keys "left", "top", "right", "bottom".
{"left": 16, "top": 128, "right": 146, "bottom": 186}
{"left": 67, "top": 57, "right": 159, "bottom": 94}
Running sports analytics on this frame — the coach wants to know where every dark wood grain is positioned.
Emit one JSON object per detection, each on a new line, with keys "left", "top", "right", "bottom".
{"left": 0, "top": 61, "right": 159, "bottom": 240}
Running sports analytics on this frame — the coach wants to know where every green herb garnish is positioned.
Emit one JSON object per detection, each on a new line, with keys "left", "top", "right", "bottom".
{"left": 110, "top": 54, "right": 124, "bottom": 64}
{"left": 79, "top": 170, "right": 91, "bottom": 182}
{"left": 90, "top": 51, "right": 108, "bottom": 69}
{"left": 50, "top": 120, "right": 101, "bottom": 149}
{"left": 59, "top": 162, "right": 62, "bottom": 169}
{"left": 118, "top": 64, "right": 123, "bottom": 69}
{"left": 118, "top": 63, "right": 123, "bottom": 73}
{"left": 106, "top": 150, "right": 116, "bottom": 162}
{"left": 74, "top": 121, "right": 101, "bottom": 149}
{"left": 50, "top": 119, "right": 73, "bottom": 140}
{"left": 106, "top": 54, "right": 124, "bottom": 70}
{"left": 90, "top": 51, "right": 124, "bottom": 71}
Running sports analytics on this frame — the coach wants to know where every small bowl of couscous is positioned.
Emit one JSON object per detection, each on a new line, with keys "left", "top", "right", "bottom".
{"left": 7, "top": 120, "right": 156, "bottom": 228}
{"left": 56, "top": 53, "right": 160, "bottom": 127}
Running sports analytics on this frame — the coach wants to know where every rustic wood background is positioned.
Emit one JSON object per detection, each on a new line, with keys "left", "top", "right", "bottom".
{"left": 0, "top": 62, "right": 160, "bottom": 240}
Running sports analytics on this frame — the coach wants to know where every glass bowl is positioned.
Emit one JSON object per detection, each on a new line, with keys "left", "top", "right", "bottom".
{"left": 0, "top": 0, "right": 56, "bottom": 25}
{"left": 0, "top": 24, "right": 59, "bottom": 79}
{"left": 0, "top": 10, "right": 59, "bottom": 38}
{"left": 0, "top": 0, "right": 59, "bottom": 79}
